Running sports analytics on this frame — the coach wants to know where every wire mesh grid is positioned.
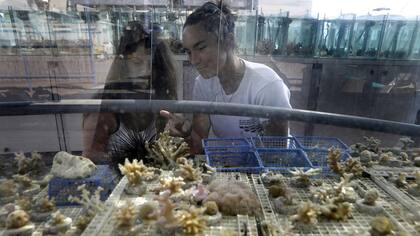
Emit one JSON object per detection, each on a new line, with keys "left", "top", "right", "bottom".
{"left": 250, "top": 136, "right": 298, "bottom": 149}
{"left": 83, "top": 172, "right": 258, "bottom": 236}
{"left": 257, "top": 149, "right": 312, "bottom": 173}
{"left": 206, "top": 151, "right": 263, "bottom": 173}
{"left": 295, "top": 136, "right": 348, "bottom": 151}
{"left": 370, "top": 175, "right": 420, "bottom": 220}
{"left": 303, "top": 149, "right": 350, "bottom": 173}
{"left": 0, "top": 187, "right": 85, "bottom": 235}
{"left": 250, "top": 174, "right": 418, "bottom": 235}
{"left": 368, "top": 165, "right": 420, "bottom": 177}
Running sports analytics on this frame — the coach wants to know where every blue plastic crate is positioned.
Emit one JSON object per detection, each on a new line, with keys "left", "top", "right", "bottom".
{"left": 294, "top": 136, "right": 348, "bottom": 151}
{"left": 256, "top": 149, "right": 312, "bottom": 173}
{"left": 206, "top": 151, "right": 263, "bottom": 173}
{"left": 48, "top": 165, "right": 118, "bottom": 206}
{"left": 250, "top": 136, "right": 298, "bottom": 149}
{"left": 203, "top": 138, "right": 252, "bottom": 153}
{"left": 303, "top": 149, "right": 350, "bottom": 172}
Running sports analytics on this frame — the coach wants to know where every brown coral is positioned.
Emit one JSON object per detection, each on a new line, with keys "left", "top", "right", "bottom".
{"left": 158, "top": 176, "right": 185, "bottom": 195}
{"left": 205, "top": 179, "right": 262, "bottom": 216}
{"left": 319, "top": 201, "right": 352, "bottom": 221}
{"left": 177, "top": 158, "right": 202, "bottom": 182}
{"left": 203, "top": 201, "right": 219, "bottom": 216}
{"left": 291, "top": 201, "right": 318, "bottom": 225}
{"left": 0, "top": 179, "right": 17, "bottom": 198}
{"left": 153, "top": 192, "right": 178, "bottom": 227}
{"left": 145, "top": 131, "right": 190, "bottom": 169}
{"left": 370, "top": 216, "right": 394, "bottom": 235}
{"left": 34, "top": 196, "right": 56, "bottom": 213}
{"left": 178, "top": 206, "right": 207, "bottom": 235}
{"left": 115, "top": 201, "right": 138, "bottom": 230}
{"left": 119, "top": 158, "right": 154, "bottom": 186}
{"left": 328, "top": 148, "right": 343, "bottom": 175}
{"left": 15, "top": 151, "right": 46, "bottom": 176}
{"left": 328, "top": 148, "right": 364, "bottom": 177}
{"left": 6, "top": 210, "right": 31, "bottom": 229}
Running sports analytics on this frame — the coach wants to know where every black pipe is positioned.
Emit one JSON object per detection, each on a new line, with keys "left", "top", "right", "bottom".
{"left": 0, "top": 99, "right": 419, "bottom": 137}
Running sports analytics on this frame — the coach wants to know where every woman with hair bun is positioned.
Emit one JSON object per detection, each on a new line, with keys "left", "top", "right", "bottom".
{"left": 161, "top": 1, "right": 292, "bottom": 154}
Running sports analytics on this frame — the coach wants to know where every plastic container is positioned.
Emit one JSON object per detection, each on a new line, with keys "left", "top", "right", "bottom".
{"left": 250, "top": 136, "right": 298, "bottom": 149}
{"left": 303, "top": 149, "right": 350, "bottom": 172}
{"left": 48, "top": 165, "right": 118, "bottom": 206}
{"left": 295, "top": 136, "right": 348, "bottom": 151}
{"left": 203, "top": 138, "right": 252, "bottom": 153}
{"left": 206, "top": 151, "right": 263, "bottom": 173}
{"left": 256, "top": 149, "right": 312, "bottom": 173}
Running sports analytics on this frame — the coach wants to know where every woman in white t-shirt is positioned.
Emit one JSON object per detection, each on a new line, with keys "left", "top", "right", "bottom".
{"left": 161, "top": 1, "right": 292, "bottom": 154}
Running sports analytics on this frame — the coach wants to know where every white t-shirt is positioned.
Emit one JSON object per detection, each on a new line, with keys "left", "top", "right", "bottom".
{"left": 192, "top": 59, "right": 292, "bottom": 138}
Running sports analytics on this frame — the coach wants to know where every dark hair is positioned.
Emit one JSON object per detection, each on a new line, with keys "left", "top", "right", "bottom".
{"left": 114, "top": 21, "right": 177, "bottom": 100}
{"left": 184, "top": 1, "right": 235, "bottom": 46}
{"left": 85, "top": 21, "right": 176, "bottom": 134}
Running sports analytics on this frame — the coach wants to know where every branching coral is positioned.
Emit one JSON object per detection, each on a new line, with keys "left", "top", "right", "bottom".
{"left": 319, "top": 201, "right": 352, "bottom": 221}
{"left": 153, "top": 192, "right": 178, "bottom": 228}
{"left": 364, "top": 136, "right": 381, "bottom": 153}
{"left": 12, "top": 174, "right": 34, "bottom": 189}
{"left": 176, "top": 158, "right": 202, "bottom": 182}
{"left": 69, "top": 184, "right": 104, "bottom": 230}
{"left": 178, "top": 206, "right": 207, "bottom": 235}
{"left": 204, "top": 179, "right": 262, "bottom": 216}
{"left": 261, "top": 219, "right": 294, "bottom": 236}
{"left": 399, "top": 137, "right": 414, "bottom": 150}
{"left": 115, "top": 201, "right": 138, "bottom": 230}
{"left": 289, "top": 168, "right": 321, "bottom": 188}
{"left": 119, "top": 158, "right": 155, "bottom": 186}
{"left": 145, "top": 131, "right": 190, "bottom": 169}
{"left": 328, "top": 147, "right": 344, "bottom": 174}
{"left": 14, "top": 151, "right": 46, "bottom": 176}
{"left": 328, "top": 148, "right": 364, "bottom": 177}
{"left": 311, "top": 173, "right": 356, "bottom": 205}
{"left": 291, "top": 201, "right": 318, "bottom": 225}
{"left": 157, "top": 176, "right": 185, "bottom": 195}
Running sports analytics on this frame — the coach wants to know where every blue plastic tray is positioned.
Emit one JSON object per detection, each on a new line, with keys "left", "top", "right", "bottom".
{"left": 203, "top": 138, "right": 252, "bottom": 153}
{"left": 48, "top": 165, "right": 118, "bottom": 206}
{"left": 206, "top": 151, "right": 263, "bottom": 173}
{"left": 256, "top": 149, "right": 312, "bottom": 173}
{"left": 303, "top": 149, "right": 350, "bottom": 172}
{"left": 294, "top": 136, "right": 348, "bottom": 151}
{"left": 250, "top": 136, "right": 298, "bottom": 149}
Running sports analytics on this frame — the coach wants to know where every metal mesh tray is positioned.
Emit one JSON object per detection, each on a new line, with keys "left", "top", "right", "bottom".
{"left": 0, "top": 188, "right": 85, "bottom": 235}
{"left": 250, "top": 174, "right": 419, "bottom": 235}
{"left": 83, "top": 172, "right": 259, "bottom": 236}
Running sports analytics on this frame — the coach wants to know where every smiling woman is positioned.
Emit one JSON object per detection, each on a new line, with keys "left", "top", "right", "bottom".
{"left": 161, "top": 1, "right": 292, "bottom": 154}
{"left": 82, "top": 21, "right": 177, "bottom": 163}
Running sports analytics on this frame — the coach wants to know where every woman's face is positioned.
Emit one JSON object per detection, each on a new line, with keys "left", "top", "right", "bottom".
{"left": 124, "top": 45, "right": 151, "bottom": 80}
{"left": 182, "top": 23, "right": 227, "bottom": 79}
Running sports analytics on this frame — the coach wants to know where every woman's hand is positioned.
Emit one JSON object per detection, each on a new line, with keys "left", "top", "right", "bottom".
{"left": 159, "top": 110, "right": 192, "bottom": 138}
